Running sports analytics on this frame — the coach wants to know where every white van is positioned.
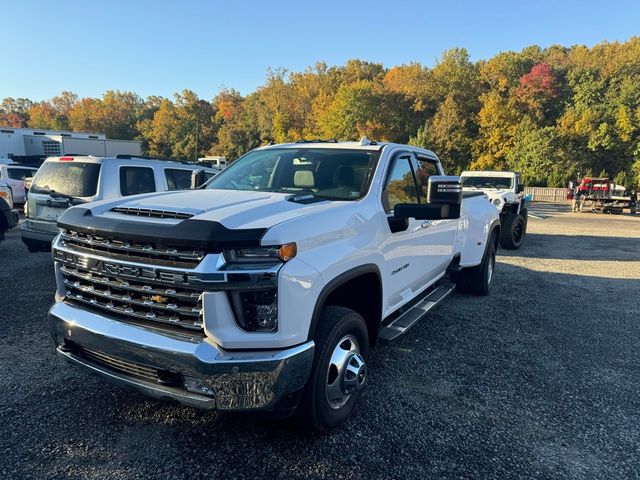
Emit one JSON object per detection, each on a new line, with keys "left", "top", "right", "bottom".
{"left": 0, "top": 159, "right": 39, "bottom": 206}
{"left": 197, "top": 156, "right": 227, "bottom": 171}
{"left": 21, "top": 155, "right": 216, "bottom": 252}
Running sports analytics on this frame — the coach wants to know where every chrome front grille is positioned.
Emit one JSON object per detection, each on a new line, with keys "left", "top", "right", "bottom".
{"left": 60, "top": 229, "right": 204, "bottom": 268}
{"left": 59, "top": 263, "right": 203, "bottom": 331}
{"left": 54, "top": 228, "right": 281, "bottom": 335}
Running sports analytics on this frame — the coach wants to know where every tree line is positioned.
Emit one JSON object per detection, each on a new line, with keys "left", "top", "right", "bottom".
{"left": 2, "top": 37, "right": 640, "bottom": 188}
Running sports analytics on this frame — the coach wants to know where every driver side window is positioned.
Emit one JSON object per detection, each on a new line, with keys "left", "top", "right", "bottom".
{"left": 383, "top": 156, "right": 418, "bottom": 213}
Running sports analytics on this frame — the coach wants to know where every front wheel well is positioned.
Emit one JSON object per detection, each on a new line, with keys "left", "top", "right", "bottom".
{"left": 490, "top": 224, "right": 500, "bottom": 250}
{"left": 309, "top": 269, "right": 382, "bottom": 347}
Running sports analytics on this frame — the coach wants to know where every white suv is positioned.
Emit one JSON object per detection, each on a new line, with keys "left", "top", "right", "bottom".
{"left": 22, "top": 155, "right": 216, "bottom": 252}
{"left": 0, "top": 159, "right": 39, "bottom": 206}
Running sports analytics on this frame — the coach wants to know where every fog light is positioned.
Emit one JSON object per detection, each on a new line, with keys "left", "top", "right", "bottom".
{"left": 230, "top": 289, "right": 278, "bottom": 332}
{"left": 183, "top": 376, "right": 215, "bottom": 396}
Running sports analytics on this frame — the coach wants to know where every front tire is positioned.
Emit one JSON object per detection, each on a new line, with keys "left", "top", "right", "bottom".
{"left": 500, "top": 213, "right": 526, "bottom": 250}
{"left": 297, "top": 306, "right": 369, "bottom": 432}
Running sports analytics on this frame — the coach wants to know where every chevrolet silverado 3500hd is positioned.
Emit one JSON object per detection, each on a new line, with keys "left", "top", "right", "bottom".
{"left": 49, "top": 140, "right": 500, "bottom": 430}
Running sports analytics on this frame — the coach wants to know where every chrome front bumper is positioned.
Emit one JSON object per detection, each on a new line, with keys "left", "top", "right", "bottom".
{"left": 49, "top": 302, "right": 314, "bottom": 411}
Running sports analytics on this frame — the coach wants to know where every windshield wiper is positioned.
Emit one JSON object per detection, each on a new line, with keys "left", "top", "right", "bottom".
{"left": 35, "top": 187, "right": 79, "bottom": 201}
{"left": 50, "top": 191, "right": 75, "bottom": 200}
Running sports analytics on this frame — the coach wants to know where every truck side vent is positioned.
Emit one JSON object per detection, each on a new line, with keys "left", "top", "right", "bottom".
{"left": 111, "top": 206, "right": 194, "bottom": 219}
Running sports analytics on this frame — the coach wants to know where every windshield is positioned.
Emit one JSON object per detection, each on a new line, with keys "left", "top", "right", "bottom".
{"left": 461, "top": 176, "right": 513, "bottom": 189}
{"left": 31, "top": 162, "right": 101, "bottom": 197}
{"left": 206, "top": 148, "right": 379, "bottom": 200}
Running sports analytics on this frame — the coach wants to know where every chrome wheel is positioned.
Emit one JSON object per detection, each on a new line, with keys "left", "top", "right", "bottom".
{"left": 325, "top": 334, "right": 367, "bottom": 410}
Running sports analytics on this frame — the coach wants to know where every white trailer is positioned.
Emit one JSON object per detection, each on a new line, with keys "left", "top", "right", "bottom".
{"left": 0, "top": 126, "right": 141, "bottom": 164}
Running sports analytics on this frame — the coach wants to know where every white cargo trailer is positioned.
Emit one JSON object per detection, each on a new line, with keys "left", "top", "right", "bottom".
{"left": 0, "top": 126, "right": 141, "bottom": 165}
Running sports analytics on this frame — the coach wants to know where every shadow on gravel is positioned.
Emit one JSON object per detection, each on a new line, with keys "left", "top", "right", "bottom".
{"left": 3, "top": 227, "right": 640, "bottom": 479}
{"left": 500, "top": 233, "right": 640, "bottom": 261}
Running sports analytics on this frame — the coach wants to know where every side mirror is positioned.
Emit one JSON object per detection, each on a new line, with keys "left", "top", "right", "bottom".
{"left": 516, "top": 183, "right": 525, "bottom": 194}
{"left": 395, "top": 203, "right": 453, "bottom": 220}
{"left": 394, "top": 176, "right": 462, "bottom": 221}
{"left": 387, "top": 216, "right": 409, "bottom": 233}
{"left": 427, "top": 175, "right": 462, "bottom": 206}
{"left": 191, "top": 170, "right": 207, "bottom": 189}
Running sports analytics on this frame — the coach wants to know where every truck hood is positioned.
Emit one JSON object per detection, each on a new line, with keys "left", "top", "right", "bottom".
{"left": 464, "top": 188, "right": 511, "bottom": 200}
{"left": 77, "top": 189, "right": 346, "bottom": 230}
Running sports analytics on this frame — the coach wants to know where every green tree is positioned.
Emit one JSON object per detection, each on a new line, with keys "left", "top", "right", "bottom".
{"left": 613, "top": 171, "right": 628, "bottom": 187}
{"left": 506, "top": 124, "right": 562, "bottom": 186}
{"left": 424, "top": 93, "right": 472, "bottom": 173}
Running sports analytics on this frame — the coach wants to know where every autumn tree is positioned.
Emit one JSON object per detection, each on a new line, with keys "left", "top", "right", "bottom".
{"left": 0, "top": 98, "right": 33, "bottom": 127}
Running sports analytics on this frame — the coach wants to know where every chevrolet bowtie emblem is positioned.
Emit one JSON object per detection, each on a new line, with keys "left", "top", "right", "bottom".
{"left": 150, "top": 295, "right": 168, "bottom": 304}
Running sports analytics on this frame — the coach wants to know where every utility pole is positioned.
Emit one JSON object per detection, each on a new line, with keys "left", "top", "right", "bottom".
{"left": 195, "top": 121, "right": 199, "bottom": 162}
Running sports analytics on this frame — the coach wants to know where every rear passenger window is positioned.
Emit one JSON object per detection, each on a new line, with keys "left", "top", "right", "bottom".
{"left": 165, "top": 169, "right": 193, "bottom": 190}
{"left": 7, "top": 168, "right": 32, "bottom": 181}
{"left": 414, "top": 159, "right": 440, "bottom": 202}
{"left": 383, "top": 157, "right": 419, "bottom": 212}
{"left": 120, "top": 167, "right": 156, "bottom": 196}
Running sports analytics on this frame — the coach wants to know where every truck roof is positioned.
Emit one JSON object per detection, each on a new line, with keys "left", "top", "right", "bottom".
{"left": 255, "top": 139, "right": 439, "bottom": 160}
{"left": 42, "top": 155, "right": 211, "bottom": 169}
{"left": 461, "top": 170, "right": 518, "bottom": 177}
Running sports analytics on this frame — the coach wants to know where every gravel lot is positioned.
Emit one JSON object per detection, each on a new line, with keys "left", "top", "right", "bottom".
{"left": 1, "top": 206, "right": 639, "bottom": 479}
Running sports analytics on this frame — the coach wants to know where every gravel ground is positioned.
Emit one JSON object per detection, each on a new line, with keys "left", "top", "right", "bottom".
{"left": 1, "top": 205, "right": 639, "bottom": 479}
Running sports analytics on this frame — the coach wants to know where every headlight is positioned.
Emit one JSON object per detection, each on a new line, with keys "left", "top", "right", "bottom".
{"left": 0, "top": 186, "right": 13, "bottom": 209}
{"left": 224, "top": 243, "right": 296, "bottom": 333}
{"left": 225, "top": 242, "right": 297, "bottom": 264}
{"left": 492, "top": 198, "right": 501, "bottom": 206}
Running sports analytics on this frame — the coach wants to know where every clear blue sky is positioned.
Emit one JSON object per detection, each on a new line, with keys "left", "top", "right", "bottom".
{"left": 3, "top": 0, "right": 639, "bottom": 101}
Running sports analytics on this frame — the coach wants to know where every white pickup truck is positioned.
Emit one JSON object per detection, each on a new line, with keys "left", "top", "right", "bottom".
{"left": 49, "top": 140, "right": 500, "bottom": 430}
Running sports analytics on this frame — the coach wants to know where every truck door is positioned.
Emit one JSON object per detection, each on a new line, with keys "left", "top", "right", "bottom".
{"left": 412, "top": 155, "right": 458, "bottom": 279}
{"left": 381, "top": 153, "right": 444, "bottom": 313}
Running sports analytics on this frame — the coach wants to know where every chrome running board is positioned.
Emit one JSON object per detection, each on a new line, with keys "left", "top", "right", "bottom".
{"left": 379, "top": 280, "right": 455, "bottom": 344}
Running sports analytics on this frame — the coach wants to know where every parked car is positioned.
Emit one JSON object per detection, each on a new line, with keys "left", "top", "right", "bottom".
{"left": 48, "top": 139, "right": 500, "bottom": 430}
{"left": 460, "top": 170, "right": 528, "bottom": 249}
{"left": 21, "top": 155, "right": 216, "bottom": 252}
{"left": 0, "top": 179, "right": 18, "bottom": 243}
{"left": 0, "top": 159, "right": 39, "bottom": 206}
